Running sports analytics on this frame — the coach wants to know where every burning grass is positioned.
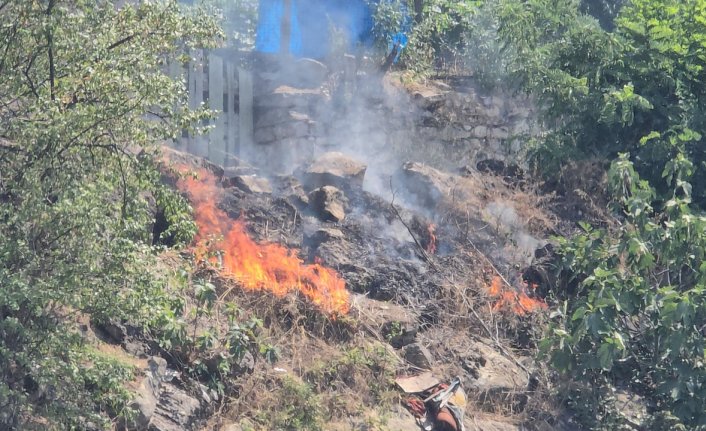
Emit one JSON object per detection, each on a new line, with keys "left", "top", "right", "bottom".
{"left": 486, "top": 276, "right": 547, "bottom": 316}
{"left": 175, "top": 166, "right": 350, "bottom": 316}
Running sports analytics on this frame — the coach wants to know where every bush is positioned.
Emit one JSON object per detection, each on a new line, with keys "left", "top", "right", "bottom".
{"left": 543, "top": 154, "right": 706, "bottom": 427}
{"left": 0, "top": 0, "right": 221, "bottom": 427}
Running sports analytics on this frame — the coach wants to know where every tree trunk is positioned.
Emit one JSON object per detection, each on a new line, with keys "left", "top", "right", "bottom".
{"left": 414, "top": 0, "right": 423, "bottom": 24}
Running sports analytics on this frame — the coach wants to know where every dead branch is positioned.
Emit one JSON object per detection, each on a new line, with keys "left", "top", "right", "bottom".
{"left": 388, "top": 177, "right": 438, "bottom": 270}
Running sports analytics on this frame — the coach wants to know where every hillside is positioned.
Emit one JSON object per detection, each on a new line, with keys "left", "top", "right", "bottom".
{"left": 4, "top": 1, "right": 706, "bottom": 430}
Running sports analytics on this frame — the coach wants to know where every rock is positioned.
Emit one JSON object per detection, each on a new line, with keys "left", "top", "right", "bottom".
{"left": 292, "top": 58, "right": 329, "bottom": 87}
{"left": 148, "top": 381, "right": 205, "bottom": 431}
{"left": 472, "top": 125, "right": 488, "bottom": 138}
{"left": 256, "top": 85, "right": 327, "bottom": 109}
{"left": 308, "top": 186, "right": 346, "bottom": 222}
{"left": 273, "top": 175, "right": 309, "bottom": 207}
{"left": 402, "top": 343, "right": 434, "bottom": 370}
{"left": 237, "top": 351, "right": 256, "bottom": 374}
{"left": 93, "top": 320, "right": 127, "bottom": 344}
{"left": 225, "top": 175, "right": 272, "bottom": 194}
{"left": 254, "top": 120, "right": 310, "bottom": 145}
{"left": 128, "top": 357, "right": 168, "bottom": 429}
{"left": 464, "top": 341, "right": 530, "bottom": 411}
{"left": 160, "top": 146, "right": 224, "bottom": 178}
{"left": 306, "top": 227, "right": 345, "bottom": 249}
{"left": 302, "top": 152, "right": 367, "bottom": 190}
{"left": 395, "top": 371, "right": 440, "bottom": 393}
{"left": 489, "top": 127, "right": 510, "bottom": 140}
{"left": 401, "top": 162, "right": 456, "bottom": 207}
{"left": 255, "top": 108, "right": 314, "bottom": 129}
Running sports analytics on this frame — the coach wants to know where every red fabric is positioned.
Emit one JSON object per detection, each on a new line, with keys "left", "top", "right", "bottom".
{"left": 404, "top": 397, "right": 427, "bottom": 418}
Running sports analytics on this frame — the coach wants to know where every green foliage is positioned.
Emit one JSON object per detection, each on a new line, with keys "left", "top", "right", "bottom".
{"left": 0, "top": 0, "right": 222, "bottom": 427}
{"left": 496, "top": 0, "right": 706, "bottom": 206}
{"left": 269, "top": 377, "right": 324, "bottom": 431}
{"left": 543, "top": 154, "right": 706, "bottom": 426}
{"left": 494, "top": 0, "right": 706, "bottom": 426}
{"left": 369, "top": 0, "right": 511, "bottom": 86}
{"left": 580, "top": 0, "right": 626, "bottom": 30}
{"left": 306, "top": 344, "right": 396, "bottom": 390}
{"left": 197, "top": 0, "right": 259, "bottom": 50}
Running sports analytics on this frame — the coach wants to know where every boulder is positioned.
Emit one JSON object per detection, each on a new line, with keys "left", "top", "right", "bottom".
{"left": 306, "top": 227, "right": 345, "bottom": 249}
{"left": 291, "top": 58, "right": 329, "bottom": 87}
{"left": 350, "top": 294, "right": 419, "bottom": 348}
{"left": 463, "top": 341, "right": 530, "bottom": 411}
{"left": 401, "top": 162, "right": 456, "bottom": 207}
{"left": 256, "top": 85, "right": 327, "bottom": 109}
{"left": 148, "top": 382, "right": 206, "bottom": 431}
{"left": 308, "top": 186, "right": 346, "bottom": 222}
{"left": 128, "top": 357, "right": 168, "bottom": 429}
{"left": 255, "top": 108, "right": 314, "bottom": 129}
{"left": 402, "top": 343, "right": 434, "bottom": 370}
{"left": 273, "top": 175, "right": 309, "bottom": 208}
{"left": 225, "top": 175, "right": 272, "bottom": 194}
{"left": 302, "top": 152, "right": 367, "bottom": 190}
{"left": 159, "top": 146, "right": 224, "bottom": 178}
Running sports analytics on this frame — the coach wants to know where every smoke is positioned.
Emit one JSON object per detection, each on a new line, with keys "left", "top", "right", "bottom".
{"left": 191, "top": 0, "right": 522, "bottom": 219}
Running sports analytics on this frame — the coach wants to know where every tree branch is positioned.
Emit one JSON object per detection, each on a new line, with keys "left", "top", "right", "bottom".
{"left": 46, "top": 0, "right": 56, "bottom": 101}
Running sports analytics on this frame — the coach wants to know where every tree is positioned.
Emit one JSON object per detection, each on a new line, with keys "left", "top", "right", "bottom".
{"left": 492, "top": 0, "right": 706, "bottom": 427}
{"left": 0, "top": 1, "right": 221, "bottom": 428}
{"left": 497, "top": 0, "right": 706, "bottom": 206}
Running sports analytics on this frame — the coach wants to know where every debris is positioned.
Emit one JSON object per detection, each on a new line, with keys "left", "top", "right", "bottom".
{"left": 401, "top": 376, "right": 467, "bottom": 431}
{"left": 396, "top": 372, "right": 441, "bottom": 394}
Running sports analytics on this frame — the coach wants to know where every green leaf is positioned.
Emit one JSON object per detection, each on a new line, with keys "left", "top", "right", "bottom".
{"left": 597, "top": 343, "right": 613, "bottom": 370}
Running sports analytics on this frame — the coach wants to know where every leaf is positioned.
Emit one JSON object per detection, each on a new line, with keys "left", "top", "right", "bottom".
{"left": 597, "top": 343, "right": 613, "bottom": 370}
{"left": 639, "top": 131, "right": 661, "bottom": 146}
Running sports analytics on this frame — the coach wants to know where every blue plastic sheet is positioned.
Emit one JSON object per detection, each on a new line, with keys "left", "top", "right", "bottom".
{"left": 255, "top": 0, "right": 408, "bottom": 60}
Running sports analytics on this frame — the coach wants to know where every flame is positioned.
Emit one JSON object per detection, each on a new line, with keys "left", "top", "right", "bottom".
{"left": 426, "top": 223, "right": 437, "bottom": 255}
{"left": 175, "top": 166, "right": 350, "bottom": 315}
{"left": 486, "top": 276, "right": 546, "bottom": 316}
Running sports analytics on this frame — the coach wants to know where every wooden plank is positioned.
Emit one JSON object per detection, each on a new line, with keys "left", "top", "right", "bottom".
{"left": 208, "top": 54, "right": 225, "bottom": 166}
{"left": 168, "top": 60, "right": 188, "bottom": 151}
{"left": 238, "top": 67, "right": 254, "bottom": 161}
{"left": 189, "top": 49, "right": 208, "bottom": 158}
{"left": 226, "top": 61, "right": 239, "bottom": 164}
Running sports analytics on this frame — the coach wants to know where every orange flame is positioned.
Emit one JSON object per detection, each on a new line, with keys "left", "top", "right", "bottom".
{"left": 486, "top": 276, "right": 546, "bottom": 316}
{"left": 175, "top": 166, "right": 350, "bottom": 315}
{"left": 426, "top": 223, "right": 437, "bottom": 255}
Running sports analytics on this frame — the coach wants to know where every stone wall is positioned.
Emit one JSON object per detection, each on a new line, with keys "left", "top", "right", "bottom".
{"left": 247, "top": 57, "right": 535, "bottom": 175}
{"left": 196, "top": 54, "right": 537, "bottom": 175}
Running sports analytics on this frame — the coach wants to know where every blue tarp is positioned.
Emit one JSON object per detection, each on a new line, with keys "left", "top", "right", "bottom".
{"left": 255, "top": 0, "right": 407, "bottom": 59}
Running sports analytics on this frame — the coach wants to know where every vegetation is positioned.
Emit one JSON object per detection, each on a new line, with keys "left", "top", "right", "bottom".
{"left": 487, "top": 0, "right": 706, "bottom": 427}
{"left": 6, "top": 0, "right": 706, "bottom": 429}
{"left": 372, "top": 0, "right": 706, "bottom": 427}
{"left": 0, "top": 0, "right": 221, "bottom": 427}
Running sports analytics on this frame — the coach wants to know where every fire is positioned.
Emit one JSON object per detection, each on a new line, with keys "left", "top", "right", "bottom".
{"left": 175, "top": 166, "right": 350, "bottom": 315}
{"left": 426, "top": 223, "right": 437, "bottom": 255}
{"left": 486, "top": 276, "right": 546, "bottom": 316}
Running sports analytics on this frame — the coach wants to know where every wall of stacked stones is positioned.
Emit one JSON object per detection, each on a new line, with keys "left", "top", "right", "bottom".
{"left": 175, "top": 54, "right": 536, "bottom": 173}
